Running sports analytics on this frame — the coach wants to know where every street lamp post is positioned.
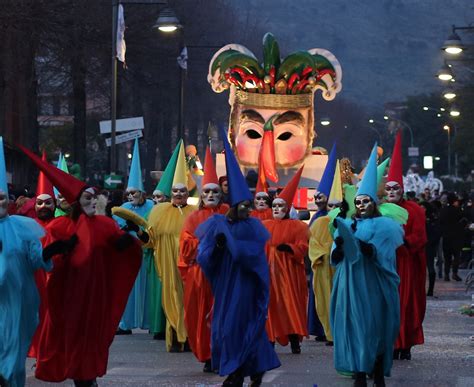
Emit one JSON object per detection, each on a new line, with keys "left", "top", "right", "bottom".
{"left": 444, "top": 125, "right": 451, "bottom": 176}
{"left": 110, "top": 0, "right": 174, "bottom": 174}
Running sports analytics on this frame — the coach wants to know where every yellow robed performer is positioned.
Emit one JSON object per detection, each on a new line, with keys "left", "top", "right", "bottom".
{"left": 146, "top": 140, "right": 197, "bottom": 352}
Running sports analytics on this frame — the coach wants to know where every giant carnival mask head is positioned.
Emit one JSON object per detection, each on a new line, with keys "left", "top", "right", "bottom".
{"left": 208, "top": 33, "right": 341, "bottom": 181}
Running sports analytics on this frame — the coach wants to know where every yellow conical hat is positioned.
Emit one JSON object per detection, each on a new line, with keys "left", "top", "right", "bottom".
{"left": 172, "top": 140, "right": 188, "bottom": 186}
{"left": 328, "top": 160, "right": 343, "bottom": 204}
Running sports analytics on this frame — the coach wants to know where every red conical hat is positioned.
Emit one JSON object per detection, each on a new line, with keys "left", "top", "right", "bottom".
{"left": 387, "top": 131, "right": 404, "bottom": 189}
{"left": 20, "top": 145, "right": 88, "bottom": 204}
{"left": 202, "top": 146, "right": 219, "bottom": 186}
{"left": 35, "top": 150, "right": 55, "bottom": 198}
{"left": 278, "top": 165, "right": 304, "bottom": 206}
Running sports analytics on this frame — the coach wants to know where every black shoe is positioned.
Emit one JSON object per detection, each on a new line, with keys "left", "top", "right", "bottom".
{"left": 250, "top": 372, "right": 264, "bottom": 387}
{"left": 222, "top": 371, "right": 244, "bottom": 386}
{"left": 314, "top": 335, "right": 327, "bottom": 342}
{"left": 373, "top": 354, "right": 385, "bottom": 386}
{"left": 289, "top": 334, "right": 301, "bottom": 354}
{"left": 399, "top": 348, "right": 411, "bottom": 360}
{"left": 427, "top": 290, "right": 433, "bottom": 297}
{"left": 444, "top": 275, "right": 450, "bottom": 282}
{"left": 325, "top": 341, "right": 334, "bottom": 346}
{"left": 353, "top": 372, "right": 367, "bottom": 387}
{"left": 153, "top": 332, "right": 165, "bottom": 340}
{"left": 169, "top": 342, "right": 182, "bottom": 353}
{"left": 393, "top": 349, "right": 400, "bottom": 360}
{"left": 183, "top": 340, "right": 191, "bottom": 352}
{"left": 452, "top": 274, "right": 462, "bottom": 281}
{"left": 74, "top": 380, "right": 98, "bottom": 387}
{"left": 203, "top": 359, "right": 213, "bottom": 373}
{"left": 115, "top": 328, "right": 132, "bottom": 335}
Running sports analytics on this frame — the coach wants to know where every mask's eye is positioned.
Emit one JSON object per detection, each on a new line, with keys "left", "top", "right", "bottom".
{"left": 245, "top": 129, "right": 262, "bottom": 139}
{"left": 277, "top": 132, "right": 293, "bottom": 141}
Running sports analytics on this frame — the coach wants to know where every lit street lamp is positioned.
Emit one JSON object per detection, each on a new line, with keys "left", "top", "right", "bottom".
{"left": 320, "top": 117, "right": 331, "bottom": 126}
{"left": 436, "top": 63, "right": 454, "bottom": 81}
{"left": 449, "top": 105, "right": 461, "bottom": 117}
{"left": 443, "top": 89, "right": 457, "bottom": 100}
{"left": 153, "top": 7, "right": 182, "bottom": 32}
{"left": 442, "top": 30, "right": 464, "bottom": 55}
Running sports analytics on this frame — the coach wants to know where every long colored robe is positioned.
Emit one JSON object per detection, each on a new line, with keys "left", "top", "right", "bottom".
{"left": 178, "top": 204, "right": 229, "bottom": 362}
{"left": 331, "top": 217, "right": 403, "bottom": 377}
{"left": 113, "top": 199, "right": 154, "bottom": 331}
{"left": 0, "top": 215, "right": 50, "bottom": 387}
{"left": 309, "top": 215, "right": 336, "bottom": 341}
{"left": 196, "top": 215, "right": 281, "bottom": 377}
{"left": 250, "top": 208, "right": 273, "bottom": 221}
{"left": 146, "top": 248, "right": 166, "bottom": 335}
{"left": 28, "top": 217, "right": 54, "bottom": 358}
{"left": 394, "top": 199, "right": 427, "bottom": 350}
{"left": 263, "top": 218, "right": 309, "bottom": 345}
{"left": 147, "top": 202, "right": 197, "bottom": 351}
{"left": 35, "top": 214, "right": 142, "bottom": 382}
{"left": 308, "top": 209, "right": 327, "bottom": 337}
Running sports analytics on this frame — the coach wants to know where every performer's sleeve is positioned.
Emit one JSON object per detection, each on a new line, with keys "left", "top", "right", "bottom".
{"left": 404, "top": 207, "right": 427, "bottom": 252}
{"left": 28, "top": 238, "right": 53, "bottom": 271}
{"left": 179, "top": 216, "right": 199, "bottom": 265}
{"left": 285, "top": 223, "right": 309, "bottom": 264}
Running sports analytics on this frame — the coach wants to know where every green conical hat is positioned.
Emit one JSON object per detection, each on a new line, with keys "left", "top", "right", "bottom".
{"left": 376, "top": 157, "right": 390, "bottom": 189}
{"left": 155, "top": 140, "right": 182, "bottom": 197}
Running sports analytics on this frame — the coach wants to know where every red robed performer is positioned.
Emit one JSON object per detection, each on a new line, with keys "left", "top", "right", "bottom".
{"left": 263, "top": 166, "right": 309, "bottom": 353}
{"left": 178, "top": 147, "right": 229, "bottom": 371}
{"left": 384, "top": 132, "right": 427, "bottom": 361}
{"left": 21, "top": 146, "right": 142, "bottom": 385}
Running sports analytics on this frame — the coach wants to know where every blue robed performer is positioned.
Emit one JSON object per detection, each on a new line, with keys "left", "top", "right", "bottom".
{"left": 195, "top": 130, "right": 280, "bottom": 386}
{"left": 330, "top": 144, "right": 404, "bottom": 387}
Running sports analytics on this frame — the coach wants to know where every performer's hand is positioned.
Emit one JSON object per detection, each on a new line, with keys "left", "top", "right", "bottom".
{"left": 351, "top": 220, "right": 357, "bottom": 232}
{"left": 115, "top": 233, "right": 135, "bottom": 250}
{"left": 42, "top": 235, "right": 78, "bottom": 262}
{"left": 277, "top": 244, "right": 293, "bottom": 253}
{"left": 215, "top": 233, "right": 226, "bottom": 249}
{"left": 331, "top": 248, "right": 344, "bottom": 264}
{"left": 358, "top": 239, "right": 374, "bottom": 257}
{"left": 332, "top": 218, "right": 338, "bottom": 229}
{"left": 65, "top": 234, "right": 78, "bottom": 252}
{"left": 125, "top": 220, "right": 140, "bottom": 233}
{"left": 136, "top": 229, "right": 149, "bottom": 244}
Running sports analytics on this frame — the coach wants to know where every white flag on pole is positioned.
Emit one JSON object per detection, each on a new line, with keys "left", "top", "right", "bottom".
{"left": 116, "top": 4, "right": 126, "bottom": 63}
{"left": 177, "top": 46, "right": 188, "bottom": 70}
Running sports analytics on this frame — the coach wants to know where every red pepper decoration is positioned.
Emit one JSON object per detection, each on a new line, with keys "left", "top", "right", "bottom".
{"left": 259, "top": 114, "right": 279, "bottom": 182}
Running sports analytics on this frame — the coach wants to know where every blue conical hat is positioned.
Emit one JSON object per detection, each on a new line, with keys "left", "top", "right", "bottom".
{"left": 317, "top": 143, "right": 337, "bottom": 197}
{"left": 221, "top": 129, "right": 252, "bottom": 207}
{"left": 127, "top": 139, "right": 144, "bottom": 191}
{"left": 357, "top": 143, "right": 379, "bottom": 202}
{"left": 0, "top": 137, "right": 8, "bottom": 196}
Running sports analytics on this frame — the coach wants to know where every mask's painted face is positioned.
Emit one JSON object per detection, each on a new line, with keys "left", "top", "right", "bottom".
{"left": 171, "top": 184, "right": 189, "bottom": 206}
{"left": 35, "top": 194, "right": 55, "bottom": 221}
{"left": 127, "top": 189, "right": 143, "bottom": 206}
{"left": 327, "top": 201, "right": 342, "bottom": 211}
{"left": 79, "top": 188, "right": 97, "bottom": 217}
{"left": 232, "top": 107, "right": 313, "bottom": 167}
{"left": 57, "top": 193, "right": 71, "bottom": 212}
{"left": 236, "top": 200, "right": 251, "bottom": 220}
{"left": 314, "top": 192, "right": 328, "bottom": 211}
{"left": 272, "top": 198, "right": 288, "bottom": 220}
{"left": 220, "top": 180, "right": 228, "bottom": 194}
{"left": 254, "top": 192, "right": 270, "bottom": 210}
{"left": 385, "top": 181, "right": 403, "bottom": 203}
{"left": 355, "top": 195, "right": 375, "bottom": 218}
{"left": 0, "top": 190, "right": 8, "bottom": 218}
{"left": 201, "top": 183, "right": 221, "bottom": 208}
{"left": 152, "top": 190, "right": 166, "bottom": 205}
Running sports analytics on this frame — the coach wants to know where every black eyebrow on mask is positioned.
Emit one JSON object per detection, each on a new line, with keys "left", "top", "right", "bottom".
{"left": 273, "top": 111, "right": 304, "bottom": 125}
{"left": 240, "top": 109, "right": 265, "bottom": 124}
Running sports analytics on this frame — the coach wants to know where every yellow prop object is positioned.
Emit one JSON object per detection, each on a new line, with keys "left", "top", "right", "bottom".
{"left": 111, "top": 206, "right": 148, "bottom": 229}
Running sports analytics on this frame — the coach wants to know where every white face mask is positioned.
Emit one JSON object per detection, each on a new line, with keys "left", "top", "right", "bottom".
{"left": 355, "top": 195, "right": 375, "bottom": 218}
{"left": 385, "top": 181, "right": 403, "bottom": 203}
{"left": 127, "top": 189, "right": 142, "bottom": 206}
{"left": 254, "top": 192, "right": 270, "bottom": 210}
{"left": 152, "top": 190, "right": 166, "bottom": 205}
{"left": 201, "top": 183, "right": 221, "bottom": 208}
{"left": 272, "top": 198, "right": 288, "bottom": 220}
{"left": 0, "top": 191, "right": 8, "bottom": 218}
{"left": 171, "top": 183, "right": 189, "bottom": 206}
{"left": 35, "top": 194, "right": 55, "bottom": 220}
{"left": 79, "top": 188, "right": 97, "bottom": 217}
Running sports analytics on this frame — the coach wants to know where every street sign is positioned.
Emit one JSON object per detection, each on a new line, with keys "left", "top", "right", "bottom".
{"left": 99, "top": 116, "right": 144, "bottom": 134}
{"left": 408, "top": 147, "right": 419, "bottom": 157}
{"left": 104, "top": 174, "right": 123, "bottom": 189}
{"left": 105, "top": 130, "right": 143, "bottom": 147}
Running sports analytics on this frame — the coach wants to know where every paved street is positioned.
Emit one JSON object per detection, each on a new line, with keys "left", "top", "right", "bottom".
{"left": 26, "top": 271, "right": 474, "bottom": 387}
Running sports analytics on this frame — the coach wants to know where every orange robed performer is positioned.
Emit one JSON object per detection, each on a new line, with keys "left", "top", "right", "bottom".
{"left": 263, "top": 167, "right": 309, "bottom": 353}
{"left": 28, "top": 153, "right": 56, "bottom": 358}
{"left": 179, "top": 148, "right": 229, "bottom": 372}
